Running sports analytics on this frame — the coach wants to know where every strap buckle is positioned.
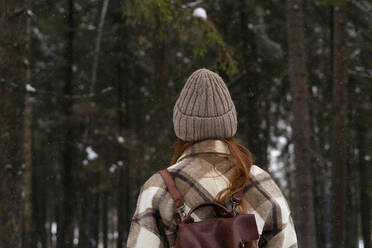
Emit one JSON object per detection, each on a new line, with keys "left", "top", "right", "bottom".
{"left": 177, "top": 204, "right": 186, "bottom": 218}
{"left": 231, "top": 197, "right": 240, "bottom": 216}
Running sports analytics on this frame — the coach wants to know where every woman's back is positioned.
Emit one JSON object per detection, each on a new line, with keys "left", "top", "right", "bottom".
{"left": 127, "top": 139, "right": 297, "bottom": 247}
{"left": 127, "top": 69, "right": 297, "bottom": 247}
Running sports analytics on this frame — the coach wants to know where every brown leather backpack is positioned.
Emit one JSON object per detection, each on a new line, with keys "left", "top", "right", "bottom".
{"left": 160, "top": 169, "right": 260, "bottom": 248}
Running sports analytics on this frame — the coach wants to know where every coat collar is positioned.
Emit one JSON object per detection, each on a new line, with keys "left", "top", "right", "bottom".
{"left": 177, "top": 139, "right": 230, "bottom": 163}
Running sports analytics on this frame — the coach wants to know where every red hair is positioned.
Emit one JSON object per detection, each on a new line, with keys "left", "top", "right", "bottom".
{"left": 170, "top": 138, "right": 254, "bottom": 204}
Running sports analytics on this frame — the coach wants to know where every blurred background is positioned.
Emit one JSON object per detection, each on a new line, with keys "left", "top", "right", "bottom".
{"left": 0, "top": 0, "right": 370, "bottom": 247}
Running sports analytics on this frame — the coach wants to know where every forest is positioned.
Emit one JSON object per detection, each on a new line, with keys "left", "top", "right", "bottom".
{"left": 0, "top": 0, "right": 370, "bottom": 247}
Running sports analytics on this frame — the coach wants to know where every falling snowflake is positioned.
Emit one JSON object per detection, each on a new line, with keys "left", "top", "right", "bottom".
{"left": 117, "top": 136, "right": 125, "bottom": 144}
{"left": 109, "top": 164, "right": 117, "bottom": 173}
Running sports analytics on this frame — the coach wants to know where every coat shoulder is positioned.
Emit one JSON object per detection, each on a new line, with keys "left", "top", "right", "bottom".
{"left": 250, "top": 165, "right": 271, "bottom": 177}
{"left": 248, "top": 164, "right": 287, "bottom": 201}
{"left": 142, "top": 171, "right": 165, "bottom": 189}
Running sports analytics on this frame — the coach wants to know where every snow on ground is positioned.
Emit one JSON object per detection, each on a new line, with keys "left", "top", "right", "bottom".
{"left": 359, "top": 240, "right": 364, "bottom": 248}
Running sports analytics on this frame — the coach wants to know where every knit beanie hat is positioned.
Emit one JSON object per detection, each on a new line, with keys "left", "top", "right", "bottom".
{"left": 173, "top": 68, "right": 237, "bottom": 142}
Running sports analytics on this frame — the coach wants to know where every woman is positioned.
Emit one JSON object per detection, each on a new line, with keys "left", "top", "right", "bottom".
{"left": 127, "top": 68, "right": 297, "bottom": 247}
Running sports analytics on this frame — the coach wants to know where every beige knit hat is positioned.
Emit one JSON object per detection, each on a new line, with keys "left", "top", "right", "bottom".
{"left": 173, "top": 68, "right": 237, "bottom": 141}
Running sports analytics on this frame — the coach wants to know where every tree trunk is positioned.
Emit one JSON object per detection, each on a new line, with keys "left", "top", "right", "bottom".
{"left": 32, "top": 153, "right": 48, "bottom": 248}
{"left": 356, "top": 109, "right": 370, "bottom": 248}
{"left": 359, "top": 142, "right": 371, "bottom": 248}
{"left": 116, "top": 64, "right": 130, "bottom": 248}
{"left": 102, "top": 192, "right": 109, "bottom": 248}
{"left": 23, "top": 0, "right": 33, "bottom": 246}
{"left": 0, "top": 1, "right": 27, "bottom": 247}
{"left": 88, "top": 178, "right": 101, "bottom": 248}
{"left": 77, "top": 188, "right": 88, "bottom": 248}
{"left": 239, "top": 0, "right": 266, "bottom": 168}
{"left": 117, "top": 168, "right": 126, "bottom": 248}
{"left": 345, "top": 154, "right": 358, "bottom": 248}
{"left": 313, "top": 158, "right": 327, "bottom": 248}
{"left": 330, "top": 2, "right": 348, "bottom": 247}
{"left": 83, "top": 0, "right": 110, "bottom": 145}
{"left": 152, "top": 21, "right": 171, "bottom": 170}
{"left": 153, "top": 24, "right": 170, "bottom": 139}
{"left": 81, "top": 2, "right": 110, "bottom": 246}
{"left": 286, "top": 0, "right": 316, "bottom": 247}
{"left": 90, "top": 0, "right": 110, "bottom": 94}
{"left": 57, "top": 0, "right": 75, "bottom": 247}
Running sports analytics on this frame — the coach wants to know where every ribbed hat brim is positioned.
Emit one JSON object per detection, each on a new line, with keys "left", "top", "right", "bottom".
{"left": 173, "top": 104, "right": 237, "bottom": 142}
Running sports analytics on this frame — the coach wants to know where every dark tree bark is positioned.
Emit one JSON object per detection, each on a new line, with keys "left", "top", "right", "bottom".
{"left": 117, "top": 168, "right": 126, "bottom": 248}
{"left": 117, "top": 63, "right": 130, "bottom": 248}
{"left": 153, "top": 19, "right": 170, "bottom": 140}
{"left": 32, "top": 153, "right": 48, "bottom": 248}
{"left": 57, "top": 0, "right": 75, "bottom": 247}
{"left": 77, "top": 188, "right": 88, "bottom": 248}
{"left": 78, "top": 181, "right": 100, "bottom": 248}
{"left": 286, "top": 0, "right": 316, "bottom": 247}
{"left": 154, "top": 42, "right": 169, "bottom": 133}
{"left": 90, "top": 0, "right": 110, "bottom": 94}
{"left": 345, "top": 105, "right": 359, "bottom": 248}
{"left": 23, "top": 0, "right": 33, "bottom": 246}
{"left": 313, "top": 154, "right": 329, "bottom": 248}
{"left": 79, "top": 2, "right": 110, "bottom": 246}
{"left": 0, "top": 1, "right": 27, "bottom": 247}
{"left": 123, "top": 71, "right": 131, "bottom": 243}
{"left": 113, "top": 3, "right": 132, "bottom": 244}
{"left": 102, "top": 192, "right": 109, "bottom": 248}
{"left": 239, "top": 0, "right": 266, "bottom": 168}
{"left": 345, "top": 153, "right": 358, "bottom": 248}
{"left": 330, "top": 2, "right": 348, "bottom": 248}
{"left": 152, "top": 18, "right": 172, "bottom": 170}
{"left": 356, "top": 109, "right": 370, "bottom": 248}
{"left": 88, "top": 189, "right": 100, "bottom": 248}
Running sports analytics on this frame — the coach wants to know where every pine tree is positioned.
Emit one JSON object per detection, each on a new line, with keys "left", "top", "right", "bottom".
{"left": 0, "top": 1, "right": 28, "bottom": 246}
{"left": 286, "top": 0, "right": 316, "bottom": 246}
{"left": 330, "top": 1, "right": 348, "bottom": 247}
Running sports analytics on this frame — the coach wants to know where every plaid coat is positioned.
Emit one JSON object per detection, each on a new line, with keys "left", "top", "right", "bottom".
{"left": 127, "top": 139, "right": 297, "bottom": 248}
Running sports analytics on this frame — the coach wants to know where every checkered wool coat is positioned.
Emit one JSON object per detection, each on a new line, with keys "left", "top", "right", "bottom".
{"left": 127, "top": 139, "right": 297, "bottom": 248}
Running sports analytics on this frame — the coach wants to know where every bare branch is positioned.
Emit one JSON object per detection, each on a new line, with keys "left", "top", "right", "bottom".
{"left": 90, "top": 0, "right": 110, "bottom": 95}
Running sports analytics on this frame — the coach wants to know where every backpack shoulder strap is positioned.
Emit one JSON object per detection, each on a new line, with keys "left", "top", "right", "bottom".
{"left": 159, "top": 169, "right": 185, "bottom": 223}
{"left": 159, "top": 169, "right": 184, "bottom": 208}
{"left": 159, "top": 169, "right": 245, "bottom": 219}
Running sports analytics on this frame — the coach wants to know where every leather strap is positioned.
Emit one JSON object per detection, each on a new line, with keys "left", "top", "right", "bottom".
{"left": 159, "top": 170, "right": 184, "bottom": 208}
{"left": 184, "top": 202, "right": 233, "bottom": 220}
{"left": 160, "top": 169, "right": 244, "bottom": 220}
{"left": 231, "top": 191, "right": 243, "bottom": 203}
